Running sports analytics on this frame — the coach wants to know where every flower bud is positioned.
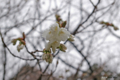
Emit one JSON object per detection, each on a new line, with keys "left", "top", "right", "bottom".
{"left": 55, "top": 14, "right": 62, "bottom": 22}
{"left": 68, "top": 35, "right": 74, "bottom": 41}
{"left": 20, "top": 40, "right": 26, "bottom": 45}
{"left": 42, "top": 51, "right": 53, "bottom": 63}
{"left": 17, "top": 44, "right": 24, "bottom": 52}
{"left": 22, "top": 32, "right": 26, "bottom": 39}
{"left": 11, "top": 39, "right": 17, "bottom": 45}
{"left": 61, "top": 21, "right": 67, "bottom": 28}
{"left": 46, "top": 53, "right": 53, "bottom": 63}
{"left": 12, "top": 32, "right": 26, "bottom": 52}
{"left": 114, "top": 26, "right": 119, "bottom": 31}
{"left": 59, "top": 44, "right": 67, "bottom": 52}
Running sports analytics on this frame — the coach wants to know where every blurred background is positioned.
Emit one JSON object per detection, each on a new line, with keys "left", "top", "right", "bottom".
{"left": 0, "top": 0, "right": 120, "bottom": 80}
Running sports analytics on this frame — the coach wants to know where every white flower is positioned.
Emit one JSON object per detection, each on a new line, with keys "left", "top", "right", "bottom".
{"left": 45, "top": 42, "right": 51, "bottom": 50}
{"left": 42, "top": 23, "right": 70, "bottom": 42}
{"left": 51, "top": 41, "right": 60, "bottom": 53}
{"left": 58, "top": 28, "right": 70, "bottom": 41}
{"left": 42, "top": 23, "right": 60, "bottom": 43}
{"left": 42, "top": 22, "right": 74, "bottom": 53}
{"left": 49, "top": 23, "right": 59, "bottom": 35}
{"left": 45, "top": 41, "right": 60, "bottom": 53}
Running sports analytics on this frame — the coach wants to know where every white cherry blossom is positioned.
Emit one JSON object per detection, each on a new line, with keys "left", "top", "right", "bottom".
{"left": 51, "top": 41, "right": 60, "bottom": 53}
{"left": 45, "top": 41, "right": 60, "bottom": 53}
{"left": 58, "top": 28, "right": 70, "bottom": 41}
{"left": 42, "top": 22, "right": 74, "bottom": 53}
{"left": 42, "top": 23, "right": 70, "bottom": 42}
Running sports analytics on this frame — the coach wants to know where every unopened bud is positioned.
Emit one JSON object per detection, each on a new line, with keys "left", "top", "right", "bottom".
{"left": 46, "top": 53, "right": 53, "bottom": 63}
{"left": 55, "top": 14, "right": 62, "bottom": 22}
{"left": 12, "top": 32, "right": 26, "bottom": 52}
{"left": 42, "top": 51, "right": 53, "bottom": 63}
{"left": 20, "top": 40, "right": 26, "bottom": 45}
{"left": 11, "top": 39, "right": 17, "bottom": 45}
{"left": 22, "top": 32, "right": 26, "bottom": 39}
{"left": 61, "top": 21, "right": 67, "bottom": 28}
{"left": 17, "top": 44, "right": 24, "bottom": 52}
{"left": 100, "top": 21, "right": 105, "bottom": 24}
{"left": 68, "top": 35, "right": 74, "bottom": 41}
{"left": 114, "top": 26, "right": 119, "bottom": 31}
{"left": 59, "top": 44, "right": 67, "bottom": 52}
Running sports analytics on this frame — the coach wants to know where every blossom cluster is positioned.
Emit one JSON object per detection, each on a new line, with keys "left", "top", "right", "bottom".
{"left": 42, "top": 23, "right": 74, "bottom": 63}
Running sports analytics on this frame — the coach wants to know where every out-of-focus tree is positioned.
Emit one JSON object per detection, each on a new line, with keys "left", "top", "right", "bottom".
{"left": 0, "top": 0, "right": 120, "bottom": 80}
